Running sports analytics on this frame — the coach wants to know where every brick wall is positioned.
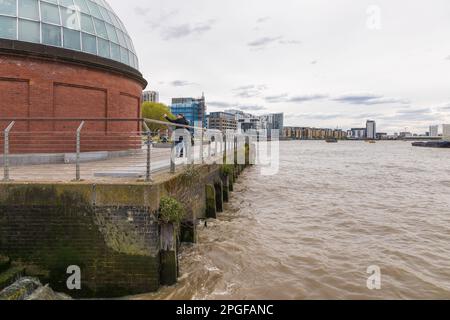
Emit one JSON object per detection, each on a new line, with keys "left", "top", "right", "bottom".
{"left": 0, "top": 54, "right": 144, "bottom": 153}
{"left": 0, "top": 184, "right": 160, "bottom": 298}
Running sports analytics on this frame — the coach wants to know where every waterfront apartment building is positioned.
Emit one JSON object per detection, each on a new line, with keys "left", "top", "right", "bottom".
{"left": 443, "top": 125, "right": 450, "bottom": 141}
{"left": 207, "top": 112, "right": 238, "bottom": 131}
{"left": 170, "top": 94, "right": 207, "bottom": 127}
{"left": 366, "top": 120, "right": 377, "bottom": 140}
{"left": 348, "top": 128, "right": 367, "bottom": 139}
{"left": 142, "top": 90, "right": 159, "bottom": 103}
{"left": 283, "top": 127, "right": 347, "bottom": 140}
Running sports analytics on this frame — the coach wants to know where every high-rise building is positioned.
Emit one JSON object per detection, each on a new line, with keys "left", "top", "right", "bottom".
{"left": 170, "top": 94, "right": 207, "bottom": 127}
{"left": 443, "top": 124, "right": 450, "bottom": 141}
{"left": 142, "top": 91, "right": 159, "bottom": 103}
{"left": 429, "top": 125, "right": 439, "bottom": 137}
{"left": 207, "top": 112, "right": 238, "bottom": 131}
{"left": 366, "top": 120, "right": 377, "bottom": 140}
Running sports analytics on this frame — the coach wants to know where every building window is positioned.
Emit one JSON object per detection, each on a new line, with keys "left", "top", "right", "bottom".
{"left": 0, "top": 15, "right": 16, "bottom": 39}
{"left": 60, "top": 5, "right": 80, "bottom": 30}
{"left": 81, "top": 32, "right": 97, "bottom": 54}
{"left": 18, "top": 19, "right": 40, "bottom": 42}
{"left": 110, "top": 42, "right": 121, "bottom": 61}
{"left": 40, "top": 2, "right": 60, "bottom": 25}
{"left": 63, "top": 27, "right": 81, "bottom": 50}
{"left": 80, "top": 13, "right": 95, "bottom": 34}
{"left": 97, "top": 37, "right": 110, "bottom": 58}
{"left": 42, "top": 23, "right": 61, "bottom": 46}
{"left": 18, "top": 0, "right": 39, "bottom": 20}
{"left": 0, "top": 0, "right": 17, "bottom": 16}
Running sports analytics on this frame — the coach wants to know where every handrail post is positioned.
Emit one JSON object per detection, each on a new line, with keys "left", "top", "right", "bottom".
{"left": 75, "top": 121, "right": 85, "bottom": 181}
{"left": 143, "top": 121, "right": 152, "bottom": 182}
{"left": 3, "top": 121, "right": 15, "bottom": 181}
{"left": 208, "top": 136, "right": 211, "bottom": 159}
{"left": 201, "top": 128, "right": 205, "bottom": 164}
{"left": 170, "top": 128, "right": 176, "bottom": 173}
{"left": 223, "top": 134, "right": 227, "bottom": 163}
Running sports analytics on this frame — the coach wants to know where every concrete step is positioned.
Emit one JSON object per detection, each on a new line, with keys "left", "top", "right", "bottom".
{"left": 0, "top": 266, "right": 25, "bottom": 291}
{"left": 0, "top": 256, "right": 11, "bottom": 273}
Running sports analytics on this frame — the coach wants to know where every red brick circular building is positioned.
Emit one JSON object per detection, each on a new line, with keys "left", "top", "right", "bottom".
{"left": 0, "top": 0, "right": 147, "bottom": 154}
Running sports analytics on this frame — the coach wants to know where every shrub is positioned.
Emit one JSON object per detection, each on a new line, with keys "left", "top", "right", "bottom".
{"left": 159, "top": 196, "right": 185, "bottom": 225}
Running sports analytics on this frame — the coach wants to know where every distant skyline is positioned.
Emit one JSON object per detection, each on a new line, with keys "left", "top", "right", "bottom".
{"left": 110, "top": 0, "right": 450, "bottom": 134}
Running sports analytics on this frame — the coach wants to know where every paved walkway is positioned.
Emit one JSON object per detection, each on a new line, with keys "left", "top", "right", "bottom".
{"left": 1, "top": 146, "right": 224, "bottom": 183}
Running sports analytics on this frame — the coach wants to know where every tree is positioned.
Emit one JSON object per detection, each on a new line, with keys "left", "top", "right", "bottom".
{"left": 141, "top": 102, "right": 175, "bottom": 132}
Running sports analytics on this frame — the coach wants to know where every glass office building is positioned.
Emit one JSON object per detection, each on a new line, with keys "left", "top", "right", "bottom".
{"left": 170, "top": 95, "right": 207, "bottom": 128}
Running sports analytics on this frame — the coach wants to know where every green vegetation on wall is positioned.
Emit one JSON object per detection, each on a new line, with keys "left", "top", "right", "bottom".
{"left": 159, "top": 196, "right": 185, "bottom": 226}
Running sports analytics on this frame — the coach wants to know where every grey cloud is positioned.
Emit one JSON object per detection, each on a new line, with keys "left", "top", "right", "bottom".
{"left": 265, "top": 94, "right": 289, "bottom": 103}
{"left": 380, "top": 108, "right": 440, "bottom": 121}
{"left": 248, "top": 36, "right": 301, "bottom": 49}
{"left": 446, "top": 55, "right": 450, "bottom": 60}
{"left": 234, "top": 105, "right": 267, "bottom": 111}
{"left": 289, "top": 94, "right": 328, "bottom": 103}
{"left": 134, "top": 7, "right": 151, "bottom": 16}
{"left": 248, "top": 36, "right": 283, "bottom": 48}
{"left": 161, "top": 20, "right": 215, "bottom": 40}
{"left": 233, "top": 85, "right": 268, "bottom": 98}
{"left": 396, "top": 108, "right": 431, "bottom": 115}
{"left": 278, "top": 39, "right": 302, "bottom": 45}
{"left": 170, "top": 80, "right": 196, "bottom": 87}
{"left": 265, "top": 93, "right": 327, "bottom": 104}
{"left": 333, "top": 94, "right": 409, "bottom": 106}
{"left": 438, "top": 104, "right": 450, "bottom": 111}
{"left": 209, "top": 101, "right": 235, "bottom": 108}
{"left": 256, "top": 17, "right": 270, "bottom": 23}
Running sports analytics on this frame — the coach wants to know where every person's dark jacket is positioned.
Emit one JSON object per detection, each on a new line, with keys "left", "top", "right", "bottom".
{"left": 165, "top": 116, "right": 190, "bottom": 143}
{"left": 164, "top": 116, "right": 189, "bottom": 130}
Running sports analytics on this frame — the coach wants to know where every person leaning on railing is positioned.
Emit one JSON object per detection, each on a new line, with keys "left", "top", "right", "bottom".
{"left": 164, "top": 113, "right": 189, "bottom": 158}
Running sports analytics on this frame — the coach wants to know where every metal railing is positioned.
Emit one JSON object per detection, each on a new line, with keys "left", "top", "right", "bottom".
{"left": 0, "top": 118, "right": 251, "bottom": 182}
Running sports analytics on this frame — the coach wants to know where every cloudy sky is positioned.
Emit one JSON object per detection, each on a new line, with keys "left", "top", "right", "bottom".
{"left": 109, "top": 0, "right": 450, "bottom": 133}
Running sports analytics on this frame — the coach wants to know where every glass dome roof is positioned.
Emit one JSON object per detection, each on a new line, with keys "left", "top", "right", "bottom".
{"left": 0, "top": 0, "right": 139, "bottom": 70}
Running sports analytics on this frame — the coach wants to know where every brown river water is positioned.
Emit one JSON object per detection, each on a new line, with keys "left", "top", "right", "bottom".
{"left": 133, "top": 141, "right": 450, "bottom": 300}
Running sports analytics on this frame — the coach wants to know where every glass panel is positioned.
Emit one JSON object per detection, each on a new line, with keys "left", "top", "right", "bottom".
{"left": 116, "top": 28, "right": 125, "bottom": 47}
{"left": 93, "top": 17, "right": 107, "bottom": 39}
{"left": 0, "top": 15, "right": 17, "bottom": 39}
{"left": 110, "top": 42, "right": 120, "bottom": 61}
{"left": 18, "top": 0, "right": 39, "bottom": 20}
{"left": 42, "top": 23, "right": 61, "bottom": 46}
{"left": 40, "top": 2, "right": 60, "bottom": 25}
{"left": 105, "top": 22, "right": 117, "bottom": 43}
{"left": 63, "top": 27, "right": 81, "bottom": 50}
{"left": 59, "top": 0, "right": 74, "bottom": 8}
{"left": 18, "top": 18, "right": 40, "bottom": 42}
{"left": 120, "top": 46, "right": 128, "bottom": 65}
{"left": 73, "top": 0, "right": 89, "bottom": 14}
{"left": 80, "top": 13, "right": 94, "bottom": 33}
{"left": 0, "top": 0, "right": 17, "bottom": 16}
{"left": 44, "top": 0, "right": 58, "bottom": 3}
{"left": 97, "top": 37, "right": 110, "bottom": 58}
{"left": 60, "top": 5, "right": 80, "bottom": 29}
{"left": 86, "top": 0, "right": 101, "bottom": 19}
{"left": 81, "top": 32, "right": 96, "bottom": 54}
{"left": 98, "top": 5, "right": 111, "bottom": 24}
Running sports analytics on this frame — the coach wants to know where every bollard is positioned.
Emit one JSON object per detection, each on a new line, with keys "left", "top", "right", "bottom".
{"left": 75, "top": 121, "right": 85, "bottom": 181}
{"left": 3, "top": 121, "right": 15, "bottom": 181}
